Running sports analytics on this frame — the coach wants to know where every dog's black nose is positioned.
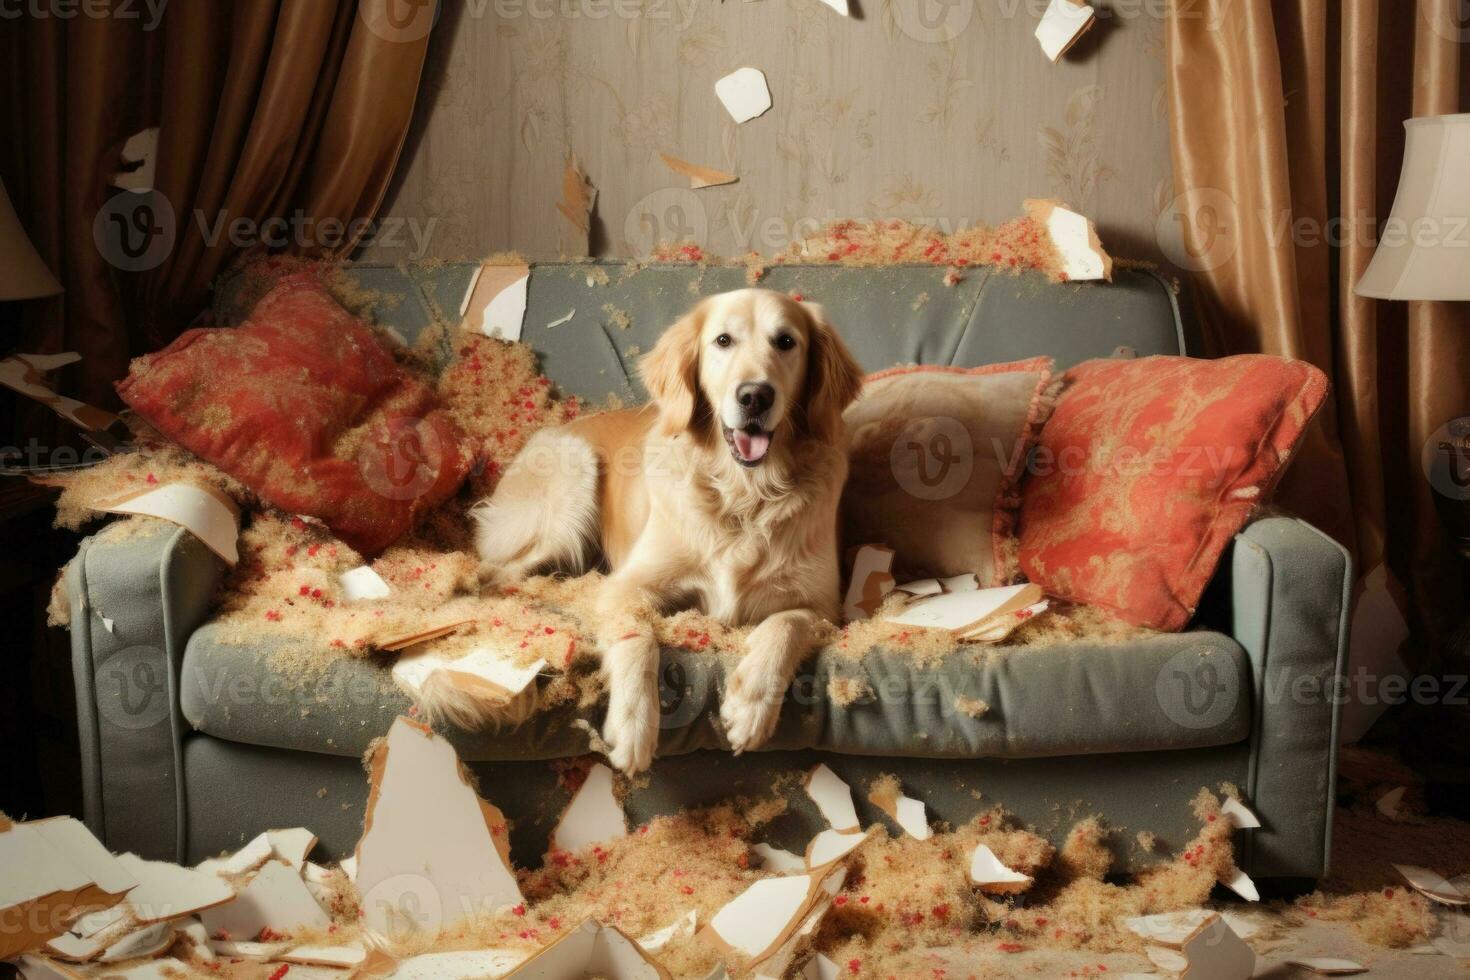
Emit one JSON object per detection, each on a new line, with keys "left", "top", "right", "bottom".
{"left": 736, "top": 382, "right": 775, "bottom": 417}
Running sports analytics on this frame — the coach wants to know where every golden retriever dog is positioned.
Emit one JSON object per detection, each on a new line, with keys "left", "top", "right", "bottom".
{"left": 470, "top": 288, "right": 863, "bottom": 773}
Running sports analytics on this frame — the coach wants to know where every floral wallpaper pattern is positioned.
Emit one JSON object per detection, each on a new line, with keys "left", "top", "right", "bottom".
{"left": 363, "top": 0, "right": 1177, "bottom": 267}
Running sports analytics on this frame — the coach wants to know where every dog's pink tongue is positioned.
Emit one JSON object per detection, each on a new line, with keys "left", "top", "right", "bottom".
{"left": 734, "top": 430, "right": 771, "bottom": 462}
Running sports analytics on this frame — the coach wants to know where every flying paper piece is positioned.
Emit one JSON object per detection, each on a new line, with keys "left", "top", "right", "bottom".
{"left": 867, "top": 782, "right": 931, "bottom": 840}
{"left": 1221, "top": 867, "right": 1260, "bottom": 902}
{"left": 460, "top": 263, "right": 531, "bottom": 342}
{"left": 969, "top": 845, "right": 1034, "bottom": 894}
{"left": 637, "top": 910, "right": 697, "bottom": 954}
{"left": 96, "top": 922, "right": 174, "bottom": 963}
{"left": 803, "top": 764, "right": 859, "bottom": 832}
{"left": 805, "top": 828, "right": 870, "bottom": 868}
{"left": 843, "top": 545, "right": 895, "bottom": 621}
{"left": 279, "top": 945, "right": 370, "bottom": 968}
{"left": 659, "top": 153, "right": 738, "bottom": 189}
{"left": 100, "top": 483, "right": 240, "bottom": 565}
{"left": 558, "top": 155, "right": 597, "bottom": 237}
{"left": 384, "top": 949, "right": 526, "bottom": 979}
{"left": 752, "top": 843, "right": 806, "bottom": 873}
{"left": 376, "top": 619, "right": 476, "bottom": 653}
{"left": 111, "top": 128, "right": 159, "bottom": 192}
{"left": 1025, "top": 198, "right": 1113, "bottom": 282}
{"left": 392, "top": 645, "right": 546, "bottom": 708}
{"left": 1220, "top": 797, "right": 1261, "bottom": 830}
{"left": 114, "top": 853, "right": 234, "bottom": 924}
{"left": 504, "top": 917, "right": 671, "bottom": 979}
{"left": 199, "top": 860, "right": 331, "bottom": 939}
{"left": 0, "top": 818, "right": 136, "bottom": 960}
{"left": 1286, "top": 959, "right": 1367, "bottom": 976}
{"left": 552, "top": 763, "right": 628, "bottom": 855}
{"left": 1395, "top": 864, "right": 1469, "bottom": 906}
{"left": 341, "top": 566, "right": 392, "bottom": 603}
{"left": 1034, "top": 0, "right": 1097, "bottom": 62}
{"left": 356, "top": 717, "right": 524, "bottom": 940}
{"left": 1376, "top": 786, "right": 1407, "bottom": 820}
{"left": 0, "top": 354, "right": 123, "bottom": 433}
{"left": 715, "top": 68, "right": 772, "bottom": 124}
{"left": 885, "top": 583, "right": 1043, "bottom": 635}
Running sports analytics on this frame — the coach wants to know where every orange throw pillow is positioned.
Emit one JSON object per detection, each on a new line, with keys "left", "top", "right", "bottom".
{"left": 117, "top": 273, "right": 469, "bottom": 557}
{"left": 1017, "top": 354, "right": 1329, "bottom": 631}
{"left": 842, "top": 358, "right": 1057, "bottom": 586}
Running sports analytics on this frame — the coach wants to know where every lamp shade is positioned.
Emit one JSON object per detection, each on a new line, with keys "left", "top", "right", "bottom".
{"left": 1357, "top": 114, "right": 1470, "bottom": 301}
{"left": 0, "top": 177, "right": 62, "bottom": 301}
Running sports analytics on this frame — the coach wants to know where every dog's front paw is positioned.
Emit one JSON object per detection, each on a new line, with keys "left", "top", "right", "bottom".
{"left": 601, "top": 638, "right": 659, "bottom": 775}
{"left": 721, "top": 656, "right": 784, "bottom": 754}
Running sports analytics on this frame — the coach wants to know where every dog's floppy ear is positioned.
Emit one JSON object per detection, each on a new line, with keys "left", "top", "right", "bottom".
{"left": 639, "top": 301, "right": 708, "bottom": 437}
{"left": 800, "top": 301, "right": 864, "bottom": 444}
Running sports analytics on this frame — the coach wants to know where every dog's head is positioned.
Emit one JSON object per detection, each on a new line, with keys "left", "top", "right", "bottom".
{"left": 639, "top": 288, "right": 863, "bottom": 466}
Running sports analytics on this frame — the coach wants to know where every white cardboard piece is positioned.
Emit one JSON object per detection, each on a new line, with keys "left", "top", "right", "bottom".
{"left": 96, "top": 922, "right": 174, "bottom": 963}
{"left": 636, "top": 910, "right": 697, "bottom": 953}
{"left": 0, "top": 353, "right": 122, "bottom": 434}
{"left": 715, "top": 68, "right": 772, "bottom": 124}
{"left": 101, "top": 483, "right": 240, "bottom": 565}
{"left": 1220, "top": 867, "right": 1260, "bottom": 903}
{"left": 355, "top": 717, "right": 524, "bottom": 940}
{"left": 552, "top": 763, "right": 629, "bottom": 854}
{"left": 868, "top": 783, "right": 931, "bottom": 840}
{"left": 207, "top": 939, "right": 289, "bottom": 960}
{"left": 1286, "top": 959, "right": 1367, "bottom": 976}
{"left": 702, "top": 874, "right": 816, "bottom": 961}
{"left": 885, "top": 584, "right": 1042, "bottom": 634}
{"left": 659, "top": 154, "right": 738, "bottom": 190}
{"left": 893, "top": 578, "right": 943, "bottom": 598}
{"left": 393, "top": 646, "right": 546, "bottom": 705}
{"left": 279, "top": 945, "right": 370, "bottom": 968}
{"left": 341, "top": 566, "right": 392, "bottom": 603}
{"left": 817, "top": 0, "right": 848, "bottom": 13}
{"left": 114, "top": 853, "right": 235, "bottom": 925}
{"left": 752, "top": 843, "right": 806, "bottom": 873}
{"left": 1395, "top": 864, "right": 1469, "bottom": 906}
{"left": 1132, "top": 911, "right": 1254, "bottom": 980}
{"left": 1025, "top": 198, "right": 1113, "bottom": 282}
{"left": 803, "top": 764, "right": 859, "bottom": 832}
{"left": 1, "top": 815, "right": 136, "bottom": 958}
{"left": 1124, "top": 909, "right": 1216, "bottom": 946}
{"left": 198, "top": 860, "right": 331, "bottom": 939}
{"left": 804, "top": 829, "right": 870, "bottom": 868}
{"left": 385, "top": 949, "right": 526, "bottom": 979}
{"left": 502, "top": 917, "right": 670, "bottom": 979}
{"left": 968, "top": 845, "right": 1033, "bottom": 894}
{"left": 1220, "top": 797, "right": 1261, "bottom": 830}
{"left": 112, "top": 128, "right": 159, "bottom": 192}
{"left": 459, "top": 263, "right": 531, "bottom": 342}
{"left": 842, "top": 545, "right": 895, "bottom": 622}
{"left": 1034, "top": 0, "right": 1097, "bottom": 62}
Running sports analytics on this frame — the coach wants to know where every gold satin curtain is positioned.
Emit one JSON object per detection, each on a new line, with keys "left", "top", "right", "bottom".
{"left": 1165, "top": 0, "right": 1470, "bottom": 654}
{"left": 0, "top": 0, "right": 431, "bottom": 409}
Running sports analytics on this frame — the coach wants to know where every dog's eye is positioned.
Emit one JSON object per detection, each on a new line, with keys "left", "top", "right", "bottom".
{"left": 714, "top": 334, "right": 733, "bottom": 348}
{"left": 774, "top": 333, "right": 796, "bottom": 351}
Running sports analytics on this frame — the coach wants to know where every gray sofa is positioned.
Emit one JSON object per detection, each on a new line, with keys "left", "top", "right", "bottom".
{"left": 62, "top": 261, "right": 1352, "bottom": 880}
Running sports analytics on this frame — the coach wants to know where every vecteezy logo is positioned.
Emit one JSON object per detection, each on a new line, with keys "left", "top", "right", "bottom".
{"left": 1423, "top": 416, "right": 1470, "bottom": 503}
{"left": 358, "top": 0, "right": 440, "bottom": 43}
{"left": 95, "top": 646, "right": 171, "bottom": 732}
{"left": 658, "top": 653, "right": 711, "bottom": 730}
{"left": 1421, "top": 0, "right": 1470, "bottom": 43}
{"left": 890, "top": 0, "right": 975, "bottom": 43}
{"left": 624, "top": 188, "right": 707, "bottom": 257}
{"left": 359, "top": 417, "right": 449, "bottom": 502}
{"left": 890, "top": 416, "right": 972, "bottom": 501}
{"left": 93, "top": 189, "right": 176, "bottom": 273}
{"left": 360, "top": 874, "right": 443, "bottom": 943}
{"left": 1156, "top": 187, "right": 1238, "bottom": 273}
{"left": 1156, "top": 647, "right": 1240, "bottom": 731}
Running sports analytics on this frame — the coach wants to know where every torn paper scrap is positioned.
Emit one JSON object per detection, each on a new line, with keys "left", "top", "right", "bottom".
{"left": 558, "top": 155, "right": 597, "bottom": 237}
{"left": 208, "top": 939, "right": 289, "bottom": 961}
{"left": 637, "top": 910, "right": 697, "bottom": 954}
{"left": 341, "top": 566, "right": 392, "bottom": 603}
{"left": 552, "top": 762, "right": 629, "bottom": 855}
{"left": 885, "top": 583, "right": 1043, "bottom": 634}
{"left": 279, "top": 945, "right": 370, "bottom": 968}
{"left": 506, "top": 917, "right": 671, "bottom": 979}
{"left": 201, "top": 833, "right": 273, "bottom": 877}
{"left": 843, "top": 544, "right": 895, "bottom": 622}
{"left": 1395, "top": 864, "right": 1469, "bottom": 906}
{"left": 1034, "top": 0, "right": 1097, "bottom": 62}
{"left": 1133, "top": 911, "right": 1255, "bottom": 980}
{"left": 660, "top": 153, "right": 738, "bottom": 189}
{"left": 1025, "top": 198, "right": 1113, "bottom": 282}
{"left": 867, "top": 781, "right": 931, "bottom": 840}
{"left": 265, "top": 827, "right": 317, "bottom": 869}
{"left": 96, "top": 922, "right": 174, "bottom": 963}
{"left": 1286, "top": 959, "right": 1367, "bottom": 976}
{"left": 751, "top": 843, "right": 806, "bottom": 873}
{"left": 198, "top": 860, "right": 331, "bottom": 939}
{"left": 937, "top": 573, "right": 979, "bottom": 593}
{"left": 700, "top": 874, "right": 822, "bottom": 965}
{"left": 1124, "top": 909, "right": 1217, "bottom": 946}
{"left": 100, "top": 483, "right": 240, "bottom": 565}
{"left": 115, "top": 853, "right": 235, "bottom": 924}
{"left": 88, "top": 957, "right": 192, "bottom": 979}
{"left": 715, "top": 68, "right": 772, "bottom": 124}
{"left": 805, "top": 828, "right": 870, "bottom": 868}
{"left": 0, "top": 354, "right": 123, "bottom": 434}
{"left": 1376, "top": 785, "right": 1407, "bottom": 820}
{"left": 1145, "top": 944, "right": 1188, "bottom": 973}
{"left": 384, "top": 949, "right": 526, "bottom": 979}
{"left": 819, "top": 0, "right": 849, "bottom": 12}
{"left": 747, "top": 866, "right": 846, "bottom": 980}
{"left": 969, "top": 845, "right": 1033, "bottom": 894}
{"left": 893, "top": 578, "right": 943, "bottom": 599}
{"left": 1221, "top": 867, "right": 1260, "bottom": 902}
{"left": 111, "top": 128, "right": 159, "bottom": 192}
{"left": 803, "top": 764, "right": 859, "bottom": 832}
{"left": 355, "top": 717, "right": 523, "bottom": 940}
{"left": 459, "top": 263, "right": 531, "bottom": 342}
{"left": 1220, "top": 797, "right": 1261, "bottom": 830}
{"left": 392, "top": 645, "right": 546, "bottom": 709}
{"left": 0, "top": 817, "right": 138, "bottom": 961}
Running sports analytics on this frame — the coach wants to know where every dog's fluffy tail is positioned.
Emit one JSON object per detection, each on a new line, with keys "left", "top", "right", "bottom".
{"left": 471, "top": 428, "right": 602, "bottom": 583}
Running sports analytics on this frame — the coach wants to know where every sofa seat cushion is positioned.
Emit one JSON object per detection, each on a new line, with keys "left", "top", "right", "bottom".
{"left": 180, "top": 624, "right": 1251, "bottom": 762}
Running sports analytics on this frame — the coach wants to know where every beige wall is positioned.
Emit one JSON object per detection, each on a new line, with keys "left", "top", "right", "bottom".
{"left": 365, "top": 0, "right": 1178, "bottom": 268}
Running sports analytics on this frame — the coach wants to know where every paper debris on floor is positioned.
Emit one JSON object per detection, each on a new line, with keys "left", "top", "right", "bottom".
{"left": 279, "top": 944, "right": 371, "bottom": 968}
{"left": 1025, "top": 198, "right": 1113, "bottom": 282}
{"left": 341, "top": 566, "right": 393, "bottom": 603}
{"left": 1395, "top": 863, "right": 1469, "bottom": 905}
{"left": 95, "top": 921, "right": 173, "bottom": 962}
{"left": 355, "top": 717, "right": 523, "bottom": 939}
{"left": 969, "top": 844, "right": 1034, "bottom": 894}
{"left": 111, "top": 127, "right": 159, "bottom": 192}
{"left": 803, "top": 764, "right": 859, "bottom": 832}
{"left": 460, "top": 262, "right": 531, "bottom": 342}
{"left": 503, "top": 917, "right": 671, "bottom": 979}
{"left": 198, "top": 860, "right": 331, "bottom": 939}
{"left": 1376, "top": 785, "right": 1407, "bottom": 820}
{"left": 884, "top": 582, "right": 1043, "bottom": 637}
{"left": 1220, "top": 796, "right": 1261, "bottom": 830}
{"left": 557, "top": 155, "right": 597, "bottom": 237}
{"left": 392, "top": 644, "right": 546, "bottom": 706}
{"left": 1034, "top": 0, "right": 1097, "bottom": 62}
{"left": 805, "top": 828, "right": 872, "bottom": 868}
{"left": 0, "top": 353, "right": 123, "bottom": 434}
{"left": 748, "top": 867, "right": 846, "bottom": 980}
{"left": 1131, "top": 911, "right": 1254, "bottom": 980}
{"left": 552, "top": 762, "right": 628, "bottom": 854}
{"left": 660, "top": 153, "right": 738, "bottom": 189}
{"left": 98, "top": 482, "right": 240, "bottom": 565}
{"left": 0, "top": 817, "right": 137, "bottom": 958}
{"left": 1286, "top": 959, "right": 1368, "bottom": 975}
{"left": 752, "top": 842, "right": 806, "bottom": 873}
{"left": 383, "top": 949, "right": 524, "bottom": 979}
{"left": 715, "top": 67, "right": 772, "bottom": 124}
{"left": 1124, "top": 909, "right": 1217, "bottom": 946}
{"left": 700, "top": 866, "right": 845, "bottom": 974}
{"left": 867, "top": 780, "right": 931, "bottom": 840}
{"left": 197, "top": 833, "right": 272, "bottom": 877}
{"left": 842, "top": 544, "right": 895, "bottom": 622}
{"left": 207, "top": 938, "right": 289, "bottom": 960}
{"left": 637, "top": 910, "right": 697, "bottom": 954}
{"left": 114, "top": 853, "right": 235, "bottom": 924}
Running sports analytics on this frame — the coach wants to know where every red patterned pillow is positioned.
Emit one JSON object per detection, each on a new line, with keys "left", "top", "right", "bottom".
{"left": 1018, "top": 355, "right": 1329, "bottom": 631}
{"left": 117, "top": 273, "right": 468, "bottom": 557}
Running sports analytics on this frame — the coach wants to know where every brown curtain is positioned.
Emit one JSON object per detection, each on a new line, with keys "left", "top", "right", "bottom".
{"left": 0, "top": 0, "right": 432, "bottom": 411}
{"left": 1164, "top": 0, "right": 1470, "bottom": 658}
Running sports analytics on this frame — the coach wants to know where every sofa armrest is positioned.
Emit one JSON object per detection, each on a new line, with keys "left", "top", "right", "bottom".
{"left": 65, "top": 520, "right": 224, "bottom": 861}
{"left": 1227, "top": 515, "right": 1353, "bottom": 878}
